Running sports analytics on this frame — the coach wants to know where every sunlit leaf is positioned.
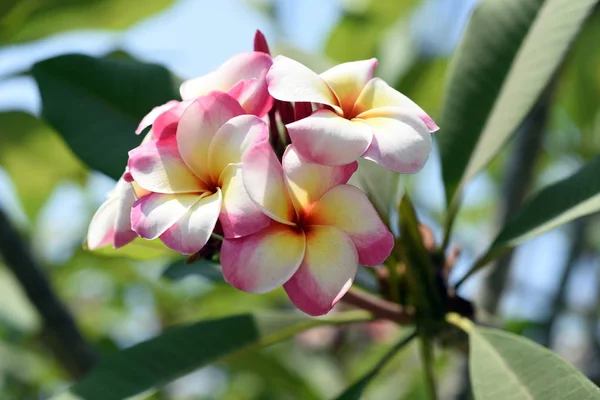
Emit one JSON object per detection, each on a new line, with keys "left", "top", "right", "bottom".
{"left": 438, "top": 0, "right": 597, "bottom": 214}
{"left": 91, "top": 237, "right": 174, "bottom": 260}
{"left": 325, "top": 0, "right": 419, "bottom": 62}
{"left": 469, "top": 325, "right": 600, "bottom": 400}
{"left": 71, "top": 311, "right": 371, "bottom": 400}
{"left": 0, "top": 0, "right": 175, "bottom": 44}
{"left": 33, "top": 54, "right": 179, "bottom": 180}
{"left": 0, "top": 112, "right": 87, "bottom": 219}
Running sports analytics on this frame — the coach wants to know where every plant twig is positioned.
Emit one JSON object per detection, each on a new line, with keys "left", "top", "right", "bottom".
{"left": 0, "top": 209, "right": 96, "bottom": 379}
{"left": 341, "top": 289, "right": 414, "bottom": 324}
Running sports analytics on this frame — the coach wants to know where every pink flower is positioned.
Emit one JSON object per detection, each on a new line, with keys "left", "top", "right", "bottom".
{"left": 180, "top": 52, "right": 273, "bottom": 117}
{"left": 86, "top": 177, "right": 138, "bottom": 250}
{"left": 266, "top": 56, "right": 439, "bottom": 172}
{"left": 221, "top": 143, "right": 394, "bottom": 316}
{"left": 127, "top": 91, "right": 271, "bottom": 254}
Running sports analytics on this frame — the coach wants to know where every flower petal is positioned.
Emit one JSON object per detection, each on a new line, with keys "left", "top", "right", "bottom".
{"left": 151, "top": 100, "right": 193, "bottom": 141}
{"left": 128, "top": 138, "right": 205, "bottom": 193}
{"left": 352, "top": 78, "right": 439, "bottom": 132}
{"left": 136, "top": 100, "right": 180, "bottom": 135}
{"left": 282, "top": 145, "right": 357, "bottom": 213}
{"left": 320, "top": 58, "right": 378, "bottom": 115}
{"left": 112, "top": 180, "right": 139, "bottom": 248}
{"left": 219, "top": 164, "right": 270, "bottom": 238}
{"left": 286, "top": 109, "right": 372, "bottom": 165}
{"left": 180, "top": 52, "right": 273, "bottom": 117}
{"left": 207, "top": 114, "right": 269, "bottom": 183}
{"left": 305, "top": 185, "right": 393, "bottom": 266}
{"left": 131, "top": 192, "right": 203, "bottom": 240}
{"left": 87, "top": 197, "right": 118, "bottom": 249}
{"left": 242, "top": 140, "right": 296, "bottom": 225}
{"left": 177, "top": 92, "right": 245, "bottom": 182}
{"left": 361, "top": 110, "right": 432, "bottom": 173}
{"left": 267, "top": 56, "right": 340, "bottom": 111}
{"left": 159, "top": 190, "right": 222, "bottom": 254}
{"left": 283, "top": 225, "right": 358, "bottom": 316}
{"left": 221, "top": 223, "right": 306, "bottom": 293}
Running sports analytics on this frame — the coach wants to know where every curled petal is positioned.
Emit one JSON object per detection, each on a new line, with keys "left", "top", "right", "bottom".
{"left": 282, "top": 145, "right": 357, "bottom": 213}
{"left": 360, "top": 110, "right": 432, "bottom": 173}
{"left": 128, "top": 138, "right": 205, "bottom": 193}
{"left": 286, "top": 109, "right": 372, "bottom": 165}
{"left": 219, "top": 165, "right": 270, "bottom": 238}
{"left": 151, "top": 100, "right": 193, "bottom": 141}
{"left": 242, "top": 140, "right": 296, "bottom": 225}
{"left": 221, "top": 223, "right": 306, "bottom": 293}
{"left": 159, "top": 190, "right": 222, "bottom": 254}
{"left": 177, "top": 92, "right": 245, "bottom": 182}
{"left": 87, "top": 197, "right": 118, "bottom": 250}
{"left": 352, "top": 78, "right": 439, "bottom": 132}
{"left": 305, "top": 185, "right": 393, "bottom": 266}
{"left": 284, "top": 225, "right": 358, "bottom": 316}
{"left": 267, "top": 56, "right": 341, "bottom": 112}
{"left": 320, "top": 58, "right": 378, "bottom": 115}
{"left": 131, "top": 193, "right": 202, "bottom": 240}
{"left": 112, "top": 180, "right": 139, "bottom": 248}
{"left": 180, "top": 52, "right": 273, "bottom": 116}
{"left": 207, "top": 114, "right": 269, "bottom": 183}
{"left": 136, "top": 100, "right": 180, "bottom": 135}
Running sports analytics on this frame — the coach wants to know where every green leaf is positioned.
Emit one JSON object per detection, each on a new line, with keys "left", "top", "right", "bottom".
{"left": 325, "top": 0, "right": 419, "bottom": 62}
{"left": 33, "top": 54, "right": 179, "bottom": 180}
{"left": 469, "top": 325, "right": 600, "bottom": 400}
{"left": 0, "top": 0, "right": 175, "bottom": 44}
{"left": 334, "top": 331, "right": 416, "bottom": 400}
{"left": 457, "top": 156, "right": 600, "bottom": 286}
{"left": 438, "top": 0, "right": 597, "bottom": 213}
{"left": 90, "top": 237, "right": 174, "bottom": 260}
{"left": 71, "top": 311, "right": 371, "bottom": 400}
{"left": 0, "top": 112, "right": 87, "bottom": 219}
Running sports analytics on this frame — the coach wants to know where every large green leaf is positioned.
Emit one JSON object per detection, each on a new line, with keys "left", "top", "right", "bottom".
{"left": 325, "top": 0, "right": 419, "bottom": 62}
{"left": 71, "top": 311, "right": 371, "bottom": 400}
{"left": 438, "top": 0, "right": 597, "bottom": 214}
{"left": 457, "top": 156, "right": 600, "bottom": 286}
{"left": 0, "top": 112, "right": 87, "bottom": 219}
{"left": 33, "top": 54, "right": 179, "bottom": 180}
{"left": 0, "top": 0, "right": 175, "bottom": 44}
{"left": 469, "top": 325, "right": 600, "bottom": 399}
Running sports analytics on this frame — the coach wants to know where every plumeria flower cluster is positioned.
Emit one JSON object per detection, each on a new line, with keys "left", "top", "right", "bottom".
{"left": 87, "top": 31, "right": 438, "bottom": 316}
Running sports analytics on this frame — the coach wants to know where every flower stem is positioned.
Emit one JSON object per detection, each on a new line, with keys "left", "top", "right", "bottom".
{"left": 419, "top": 336, "right": 438, "bottom": 400}
{"left": 341, "top": 288, "right": 414, "bottom": 324}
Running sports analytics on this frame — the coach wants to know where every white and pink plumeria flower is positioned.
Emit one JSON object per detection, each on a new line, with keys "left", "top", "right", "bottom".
{"left": 267, "top": 56, "right": 439, "bottom": 172}
{"left": 127, "top": 92, "right": 270, "bottom": 254}
{"left": 86, "top": 31, "right": 439, "bottom": 316}
{"left": 220, "top": 143, "right": 394, "bottom": 316}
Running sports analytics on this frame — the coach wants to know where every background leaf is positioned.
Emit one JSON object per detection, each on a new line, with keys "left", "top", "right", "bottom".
{"left": 32, "top": 54, "right": 179, "bottom": 180}
{"left": 469, "top": 325, "right": 600, "bottom": 399}
{"left": 0, "top": 111, "right": 87, "bottom": 219}
{"left": 0, "top": 0, "right": 175, "bottom": 45}
{"left": 71, "top": 311, "right": 371, "bottom": 400}
{"left": 438, "top": 0, "right": 597, "bottom": 213}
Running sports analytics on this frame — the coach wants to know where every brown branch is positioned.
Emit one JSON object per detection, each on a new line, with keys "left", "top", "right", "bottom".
{"left": 341, "top": 289, "right": 414, "bottom": 324}
{"left": 0, "top": 209, "right": 96, "bottom": 379}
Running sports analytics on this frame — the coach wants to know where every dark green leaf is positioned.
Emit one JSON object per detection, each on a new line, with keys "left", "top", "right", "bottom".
{"left": 457, "top": 156, "right": 600, "bottom": 286}
{"left": 72, "top": 311, "right": 371, "bottom": 400}
{"left": 33, "top": 54, "right": 179, "bottom": 180}
{"left": 0, "top": 112, "right": 87, "bottom": 219}
{"left": 0, "top": 0, "right": 175, "bottom": 44}
{"left": 438, "top": 0, "right": 597, "bottom": 213}
{"left": 469, "top": 325, "right": 600, "bottom": 400}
